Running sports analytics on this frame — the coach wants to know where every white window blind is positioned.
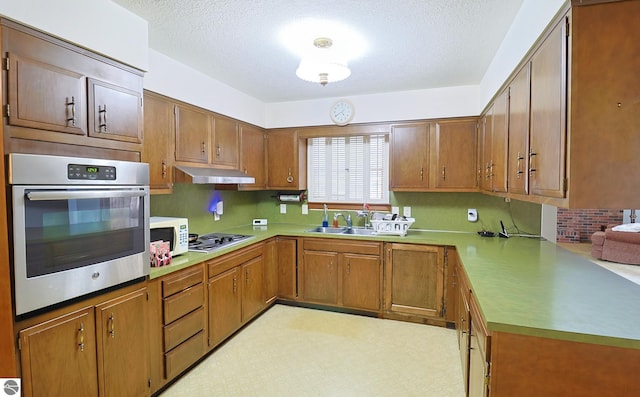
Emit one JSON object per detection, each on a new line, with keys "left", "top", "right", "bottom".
{"left": 308, "top": 134, "right": 389, "bottom": 204}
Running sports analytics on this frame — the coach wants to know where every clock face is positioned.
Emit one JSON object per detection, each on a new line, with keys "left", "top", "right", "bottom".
{"left": 330, "top": 100, "right": 354, "bottom": 125}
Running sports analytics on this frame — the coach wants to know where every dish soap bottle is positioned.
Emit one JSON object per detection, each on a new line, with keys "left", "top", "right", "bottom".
{"left": 322, "top": 204, "right": 329, "bottom": 227}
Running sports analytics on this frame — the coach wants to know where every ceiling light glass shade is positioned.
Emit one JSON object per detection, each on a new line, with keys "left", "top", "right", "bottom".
{"left": 296, "top": 58, "right": 351, "bottom": 86}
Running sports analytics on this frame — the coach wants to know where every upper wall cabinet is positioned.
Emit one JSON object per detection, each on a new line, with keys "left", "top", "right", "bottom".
{"left": 142, "top": 91, "right": 174, "bottom": 193}
{"left": 507, "top": 63, "right": 531, "bottom": 196}
{"left": 2, "top": 19, "right": 143, "bottom": 157}
{"left": 174, "top": 103, "right": 211, "bottom": 164}
{"left": 432, "top": 119, "right": 478, "bottom": 191}
{"left": 390, "top": 123, "right": 430, "bottom": 191}
{"left": 266, "top": 129, "right": 307, "bottom": 190}
{"left": 212, "top": 116, "right": 239, "bottom": 169}
{"left": 238, "top": 123, "right": 266, "bottom": 190}
{"left": 480, "top": 90, "right": 508, "bottom": 194}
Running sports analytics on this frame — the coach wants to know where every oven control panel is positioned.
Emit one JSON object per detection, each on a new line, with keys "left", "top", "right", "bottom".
{"left": 68, "top": 164, "right": 116, "bottom": 180}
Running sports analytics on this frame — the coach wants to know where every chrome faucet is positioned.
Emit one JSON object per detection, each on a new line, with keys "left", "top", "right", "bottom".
{"left": 334, "top": 212, "right": 352, "bottom": 229}
{"left": 357, "top": 204, "right": 371, "bottom": 229}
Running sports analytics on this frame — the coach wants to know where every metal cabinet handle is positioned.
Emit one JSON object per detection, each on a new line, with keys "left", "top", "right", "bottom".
{"left": 108, "top": 313, "right": 115, "bottom": 338}
{"left": 529, "top": 149, "right": 537, "bottom": 176}
{"left": 516, "top": 152, "right": 525, "bottom": 179}
{"left": 161, "top": 160, "right": 167, "bottom": 178}
{"left": 201, "top": 141, "right": 206, "bottom": 155}
{"left": 66, "top": 96, "right": 76, "bottom": 126}
{"left": 233, "top": 275, "right": 237, "bottom": 293}
{"left": 347, "top": 260, "right": 351, "bottom": 275}
{"left": 98, "top": 105, "right": 107, "bottom": 131}
{"left": 420, "top": 167, "right": 424, "bottom": 181}
{"left": 286, "top": 168, "right": 294, "bottom": 183}
{"left": 245, "top": 268, "right": 249, "bottom": 285}
{"left": 78, "top": 322, "right": 85, "bottom": 351}
{"left": 216, "top": 144, "right": 222, "bottom": 158}
{"left": 441, "top": 166, "right": 446, "bottom": 180}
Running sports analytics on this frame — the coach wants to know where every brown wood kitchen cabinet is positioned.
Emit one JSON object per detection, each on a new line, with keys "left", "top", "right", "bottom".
{"left": 433, "top": 119, "right": 478, "bottom": 191}
{"left": 277, "top": 237, "right": 299, "bottom": 300}
{"left": 266, "top": 129, "right": 307, "bottom": 190}
{"left": 300, "top": 238, "right": 382, "bottom": 312}
{"left": 2, "top": 19, "right": 143, "bottom": 155}
{"left": 18, "top": 286, "right": 149, "bottom": 397}
{"left": 480, "top": 89, "right": 508, "bottom": 193}
{"left": 174, "top": 102, "right": 211, "bottom": 164}
{"left": 207, "top": 243, "right": 265, "bottom": 348}
{"left": 456, "top": 262, "right": 472, "bottom": 396}
{"left": 384, "top": 243, "right": 446, "bottom": 325}
{"left": 390, "top": 122, "right": 430, "bottom": 191}
{"left": 263, "top": 238, "right": 278, "bottom": 305}
{"left": 239, "top": 123, "right": 267, "bottom": 190}
{"left": 160, "top": 266, "right": 206, "bottom": 382}
{"left": 468, "top": 293, "right": 491, "bottom": 397}
{"left": 142, "top": 91, "right": 174, "bottom": 193}
{"left": 506, "top": 63, "right": 531, "bottom": 196}
{"left": 211, "top": 115, "right": 239, "bottom": 169}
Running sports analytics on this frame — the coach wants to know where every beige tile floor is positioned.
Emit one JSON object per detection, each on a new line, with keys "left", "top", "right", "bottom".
{"left": 160, "top": 305, "right": 465, "bottom": 397}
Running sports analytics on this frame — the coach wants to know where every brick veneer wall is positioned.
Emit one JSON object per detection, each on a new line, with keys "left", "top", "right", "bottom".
{"left": 557, "top": 209, "right": 623, "bottom": 243}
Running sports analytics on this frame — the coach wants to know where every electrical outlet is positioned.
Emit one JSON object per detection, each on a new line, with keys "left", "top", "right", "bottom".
{"left": 468, "top": 208, "right": 478, "bottom": 222}
{"left": 392, "top": 206, "right": 399, "bottom": 215}
{"left": 403, "top": 206, "right": 411, "bottom": 217}
{"left": 280, "top": 203, "right": 287, "bottom": 214}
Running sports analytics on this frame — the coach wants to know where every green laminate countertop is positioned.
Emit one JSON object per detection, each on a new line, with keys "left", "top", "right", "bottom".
{"left": 150, "top": 223, "right": 640, "bottom": 350}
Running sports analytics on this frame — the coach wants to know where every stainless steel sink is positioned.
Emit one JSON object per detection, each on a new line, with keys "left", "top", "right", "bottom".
{"left": 341, "top": 227, "right": 377, "bottom": 236}
{"left": 306, "top": 226, "right": 348, "bottom": 234}
{"left": 306, "top": 226, "right": 377, "bottom": 236}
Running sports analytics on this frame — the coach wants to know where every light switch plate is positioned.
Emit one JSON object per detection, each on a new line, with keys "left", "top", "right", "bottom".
{"left": 392, "top": 206, "right": 399, "bottom": 215}
{"left": 403, "top": 206, "right": 412, "bottom": 217}
{"left": 280, "top": 204, "right": 287, "bottom": 214}
{"left": 302, "top": 204, "right": 309, "bottom": 214}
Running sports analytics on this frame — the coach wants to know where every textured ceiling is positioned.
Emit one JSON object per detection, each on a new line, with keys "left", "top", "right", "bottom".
{"left": 112, "top": 0, "right": 525, "bottom": 103}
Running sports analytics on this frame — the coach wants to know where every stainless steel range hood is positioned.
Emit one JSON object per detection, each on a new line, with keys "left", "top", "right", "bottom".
{"left": 174, "top": 165, "right": 255, "bottom": 184}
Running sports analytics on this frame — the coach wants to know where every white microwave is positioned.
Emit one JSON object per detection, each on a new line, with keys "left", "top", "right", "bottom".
{"left": 150, "top": 217, "right": 189, "bottom": 256}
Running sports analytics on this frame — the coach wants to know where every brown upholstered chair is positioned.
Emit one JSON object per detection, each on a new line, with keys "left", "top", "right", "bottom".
{"left": 591, "top": 226, "right": 640, "bottom": 265}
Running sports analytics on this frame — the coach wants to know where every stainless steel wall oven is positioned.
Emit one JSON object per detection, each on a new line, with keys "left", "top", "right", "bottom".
{"left": 8, "top": 153, "right": 150, "bottom": 316}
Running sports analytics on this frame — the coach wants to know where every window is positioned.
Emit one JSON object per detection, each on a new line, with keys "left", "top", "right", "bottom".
{"left": 307, "top": 134, "right": 389, "bottom": 204}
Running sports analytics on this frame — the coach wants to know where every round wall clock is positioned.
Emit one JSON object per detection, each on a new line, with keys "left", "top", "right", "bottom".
{"left": 329, "top": 99, "right": 355, "bottom": 126}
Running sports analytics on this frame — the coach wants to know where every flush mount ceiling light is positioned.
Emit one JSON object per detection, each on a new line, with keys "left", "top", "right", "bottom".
{"left": 296, "top": 37, "right": 352, "bottom": 86}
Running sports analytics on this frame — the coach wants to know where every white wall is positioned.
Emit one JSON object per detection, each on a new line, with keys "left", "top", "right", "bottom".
{"left": 0, "top": 0, "right": 148, "bottom": 71}
{"left": 265, "top": 85, "right": 480, "bottom": 128}
{"left": 144, "top": 50, "right": 266, "bottom": 127}
{"left": 479, "top": 0, "right": 567, "bottom": 107}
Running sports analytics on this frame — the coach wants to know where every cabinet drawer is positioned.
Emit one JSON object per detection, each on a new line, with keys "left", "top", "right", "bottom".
{"left": 304, "top": 238, "right": 381, "bottom": 256}
{"left": 162, "top": 266, "right": 203, "bottom": 298}
{"left": 163, "top": 283, "right": 204, "bottom": 325}
{"left": 163, "top": 306, "right": 205, "bottom": 352}
{"left": 164, "top": 330, "right": 205, "bottom": 380}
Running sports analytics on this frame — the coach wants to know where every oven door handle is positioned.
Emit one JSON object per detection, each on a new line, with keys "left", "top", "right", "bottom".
{"left": 26, "top": 189, "right": 147, "bottom": 201}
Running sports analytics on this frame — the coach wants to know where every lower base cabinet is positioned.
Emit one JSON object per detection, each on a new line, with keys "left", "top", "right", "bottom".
{"left": 384, "top": 243, "right": 446, "bottom": 324}
{"left": 207, "top": 244, "right": 265, "bottom": 348}
{"left": 18, "top": 286, "right": 149, "bottom": 397}
{"left": 299, "top": 238, "right": 382, "bottom": 312}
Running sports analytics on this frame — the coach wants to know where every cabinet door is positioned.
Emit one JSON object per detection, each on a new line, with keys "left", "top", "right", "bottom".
{"left": 266, "top": 129, "right": 306, "bottom": 189}
{"left": 208, "top": 267, "right": 242, "bottom": 347}
{"left": 457, "top": 276, "right": 471, "bottom": 395}
{"left": 529, "top": 18, "right": 567, "bottom": 198}
{"left": 277, "top": 237, "right": 298, "bottom": 300}
{"left": 7, "top": 52, "right": 87, "bottom": 136}
{"left": 390, "top": 123, "right": 430, "bottom": 190}
{"left": 241, "top": 256, "right": 265, "bottom": 322}
{"left": 480, "top": 109, "right": 492, "bottom": 192}
{"left": 384, "top": 243, "right": 445, "bottom": 319}
{"left": 142, "top": 92, "right": 174, "bottom": 192}
{"left": 175, "top": 104, "right": 211, "bottom": 164}
{"left": 239, "top": 124, "right": 267, "bottom": 190}
{"left": 87, "top": 78, "right": 142, "bottom": 143}
{"left": 468, "top": 296, "right": 490, "bottom": 397}
{"left": 342, "top": 253, "right": 381, "bottom": 311}
{"left": 96, "top": 288, "right": 149, "bottom": 397}
{"left": 491, "top": 89, "right": 509, "bottom": 193}
{"left": 19, "top": 307, "right": 98, "bottom": 397}
{"left": 507, "top": 63, "right": 531, "bottom": 195}
{"left": 301, "top": 250, "right": 339, "bottom": 305}
{"left": 212, "top": 116, "right": 239, "bottom": 168}
{"left": 433, "top": 120, "right": 478, "bottom": 190}
{"left": 263, "top": 238, "right": 278, "bottom": 305}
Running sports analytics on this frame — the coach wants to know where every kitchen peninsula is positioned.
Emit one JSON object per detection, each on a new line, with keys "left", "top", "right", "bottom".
{"left": 148, "top": 224, "right": 640, "bottom": 396}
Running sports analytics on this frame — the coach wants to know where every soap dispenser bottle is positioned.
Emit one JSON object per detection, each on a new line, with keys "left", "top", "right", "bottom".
{"left": 322, "top": 204, "right": 329, "bottom": 227}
